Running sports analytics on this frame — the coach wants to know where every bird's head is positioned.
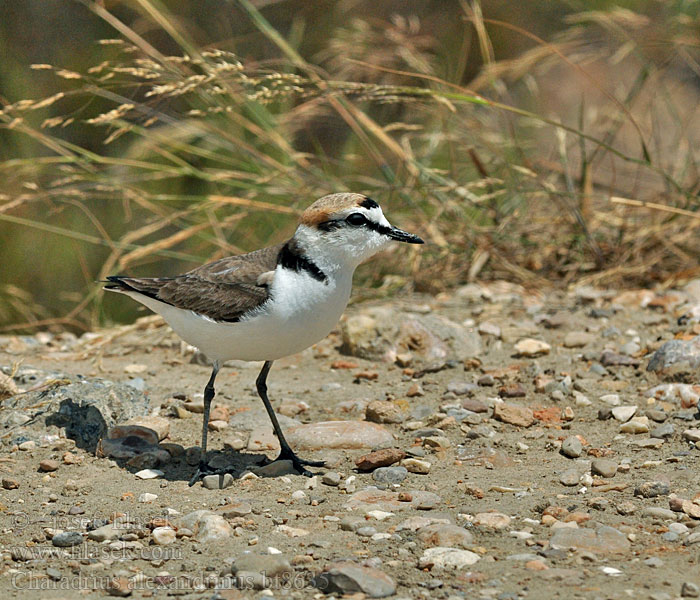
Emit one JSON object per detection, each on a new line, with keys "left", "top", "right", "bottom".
{"left": 294, "top": 193, "right": 424, "bottom": 269}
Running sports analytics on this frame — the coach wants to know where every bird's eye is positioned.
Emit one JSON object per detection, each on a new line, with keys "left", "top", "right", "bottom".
{"left": 346, "top": 213, "right": 367, "bottom": 227}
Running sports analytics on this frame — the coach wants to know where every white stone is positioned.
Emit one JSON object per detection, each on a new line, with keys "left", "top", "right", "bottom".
{"left": 619, "top": 416, "right": 649, "bottom": 434}
{"left": 135, "top": 469, "right": 163, "bottom": 480}
{"left": 474, "top": 512, "right": 511, "bottom": 529}
{"left": 611, "top": 406, "right": 637, "bottom": 422}
{"left": 402, "top": 458, "right": 431, "bottom": 474}
{"left": 179, "top": 510, "right": 233, "bottom": 543}
{"left": 367, "top": 510, "right": 394, "bottom": 521}
{"left": 514, "top": 339, "right": 551, "bottom": 356}
{"left": 151, "top": 527, "right": 176, "bottom": 545}
{"left": 276, "top": 525, "right": 309, "bottom": 537}
{"left": 419, "top": 547, "right": 481, "bottom": 569}
{"left": 138, "top": 492, "right": 158, "bottom": 503}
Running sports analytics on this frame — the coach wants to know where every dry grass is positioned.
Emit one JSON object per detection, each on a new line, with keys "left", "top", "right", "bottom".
{"left": 0, "top": 1, "right": 699, "bottom": 332}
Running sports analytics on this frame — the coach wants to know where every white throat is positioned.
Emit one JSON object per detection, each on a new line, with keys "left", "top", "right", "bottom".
{"left": 291, "top": 223, "right": 390, "bottom": 277}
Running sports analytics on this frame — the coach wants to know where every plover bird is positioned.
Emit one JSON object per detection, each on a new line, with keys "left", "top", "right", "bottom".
{"left": 104, "top": 193, "right": 423, "bottom": 485}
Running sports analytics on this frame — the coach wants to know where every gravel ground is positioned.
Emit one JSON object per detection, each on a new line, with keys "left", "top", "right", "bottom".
{"left": 2, "top": 281, "right": 700, "bottom": 600}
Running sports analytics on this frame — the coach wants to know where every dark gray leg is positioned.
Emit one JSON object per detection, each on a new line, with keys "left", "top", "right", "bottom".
{"left": 188, "top": 362, "right": 220, "bottom": 486}
{"left": 256, "top": 360, "right": 324, "bottom": 475}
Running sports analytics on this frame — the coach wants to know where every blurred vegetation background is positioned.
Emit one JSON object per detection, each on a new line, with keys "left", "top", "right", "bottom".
{"left": 0, "top": 0, "right": 699, "bottom": 333}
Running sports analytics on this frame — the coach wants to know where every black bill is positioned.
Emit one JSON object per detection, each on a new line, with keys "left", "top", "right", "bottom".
{"left": 387, "top": 226, "right": 424, "bottom": 244}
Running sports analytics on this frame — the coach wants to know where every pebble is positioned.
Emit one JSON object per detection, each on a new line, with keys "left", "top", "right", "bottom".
{"left": 402, "top": 457, "right": 431, "bottom": 474}
{"left": 313, "top": 562, "right": 396, "bottom": 598}
{"left": 647, "top": 335, "right": 700, "bottom": 373}
{"left": 417, "top": 524, "right": 474, "bottom": 548}
{"left": 478, "top": 321, "right": 501, "bottom": 337}
{"left": 231, "top": 555, "right": 291, "bottom": 589}
{"left": 477, "top": 374, "right": 495, "bottom": 386}
{"left": 549, "top": 524, "right": 630, "bottom": 554}
{"left": 220, "top": 500, "right": 252, "bottom": 518}
{"left": 418, "top": 547, "right": 481, "bottom": 569}
{"left": 634, "top": 480, "right": 670, "bottom": 498}
{"left": 134, "top": 468, "right": 163, "bottom": 480}
{"left": 682, "top": 582, "right": 700, "bottom": 598}
{"left": 462, "top": 398, "right": 489, "bottom": 413}
{"left": 87, "top": 523, "right": 120, "bottom": 542}
{"left": 38, "top": 459, "right": 59, "bottom": 472}
{"left": 499, "top": 383, "right": 526, "bottom": 398}
{"left": 202, "top": 473, "right": 234, "bottom": 489}
{"left": 683, "top": 428, "right": 700, "bottom": 442}
{"left": 447, "top": 381, "right": 478, "bottom": 396}
{"left": 365, "top": 400, "right": 406, "bottom": 423}
{"left": 514, "top": 338, "right": 551, "bottom": 356}
{"left": 559, "top": 469, "right": 580, "bottom": 487}
{"left": 151, "top": 527, "right": 176, "bottom": 545}
{"left": 355, "top": 448, "right": 405, "bottom": 471}
{"left": 611, "top": 405, "right": 637, "bottom": 422}
{"left": 644, "top": 556, "right": 664, "bottom": 568}
{"left": 106, "top": 576, "right": 132, "bottom": 597}
{"left": 2, "top": 478, "right": 19, "bottom": 490}
{"left": 600, "top": 394, "right": 621, "bottom": 406}
{"left": 125, "top": 415, "right": 170, "bottom": 440}
{"left": 601, "top": 350, "right": 640, "bottom": 366}
{"left": 686, "top": 532, "right": 700, "bottom": 545}
{"left": 423, "top": 435, "right": 451, "bottom": 451}
{"left": 51, "top": 531, "right": 83, "bottom": 547}
{"left": 322, "top": 472, "right": 342, "bottom": 486}
{"left": 620, "top": 416, "right": 649, "bottom": 433}
{"left": 372, "top": 466, "right": 408, "bottom": 485}
{"left": 563, "top": 331, "right": 595, "bottom": 348}
{"left": 277, "top": 524, "right": 309, "bottom": 537}
{"left": 286, "top": 421, "right": 394, "bottom": 449}
{"left": 591, "top": 459, "right": 618, "bottom": 478}
{"left": 641, "top": 507, "right": 677, "bottom": 520}
{"left": 493, "top": 403, "right": 534, "bottom": 427}
{"left": 651, "top": 423, "right": 675, "bottom": 438}
{"left": 474, "top": 512, "right": 511, "bottom": 529}
{"left": 561, "top": 436, "right": 583, "bottom": 458}
{"left": 179, "top": 510, "right": 233, "bottom": 543}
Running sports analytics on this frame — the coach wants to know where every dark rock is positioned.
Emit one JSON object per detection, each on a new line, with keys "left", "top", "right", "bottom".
{"left": 601, "top": 351, "right": 640, "bottom": 367}
{"left": 52, "top": 531, "right": 83, "bottom": 547}
{"left": 499, "top": 383, "right": 527, "bottom": 398}
{"left": 1, "top": 374, "right": 149, "bottom": 451}
{"left": 634, "top": 480, "right": 670, "bottom": 498}
{"left": 313, "top": 562, "right": 396, "bottom": 598}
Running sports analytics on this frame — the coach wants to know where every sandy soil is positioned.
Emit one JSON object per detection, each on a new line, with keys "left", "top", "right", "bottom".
{"left": 0, "top": 285, "right": 698, "bottom": 600}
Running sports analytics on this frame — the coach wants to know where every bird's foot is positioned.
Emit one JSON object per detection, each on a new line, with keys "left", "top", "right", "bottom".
{"left": 187, "top": 461, "right": 235, "bottom": 487}
{"left": 271, "top": 447, "right": 325, "bottom": 477}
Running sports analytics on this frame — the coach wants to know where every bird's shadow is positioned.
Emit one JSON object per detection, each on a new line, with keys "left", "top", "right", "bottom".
{"left": 45, "top": 399, "right": 109, "bottom": 454}
{"left": 116, "top": 441, "right": 273, "bottom": 484}
{"left": 156, "top": 448, "right": 270, "bottom": 484}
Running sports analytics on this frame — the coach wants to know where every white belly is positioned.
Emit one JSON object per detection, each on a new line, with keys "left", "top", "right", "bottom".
{"left": 118, "top": 267, "right": 353, "bottom": 363}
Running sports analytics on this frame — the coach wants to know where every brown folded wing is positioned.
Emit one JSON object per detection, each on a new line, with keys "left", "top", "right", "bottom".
{"left": 105, "top": 243, "right": 283, "bottom": 322}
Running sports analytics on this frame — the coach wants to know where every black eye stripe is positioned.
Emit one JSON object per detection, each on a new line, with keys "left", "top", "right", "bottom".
{"left": 317, "top": 216, "right": 392, "bottom": 237}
